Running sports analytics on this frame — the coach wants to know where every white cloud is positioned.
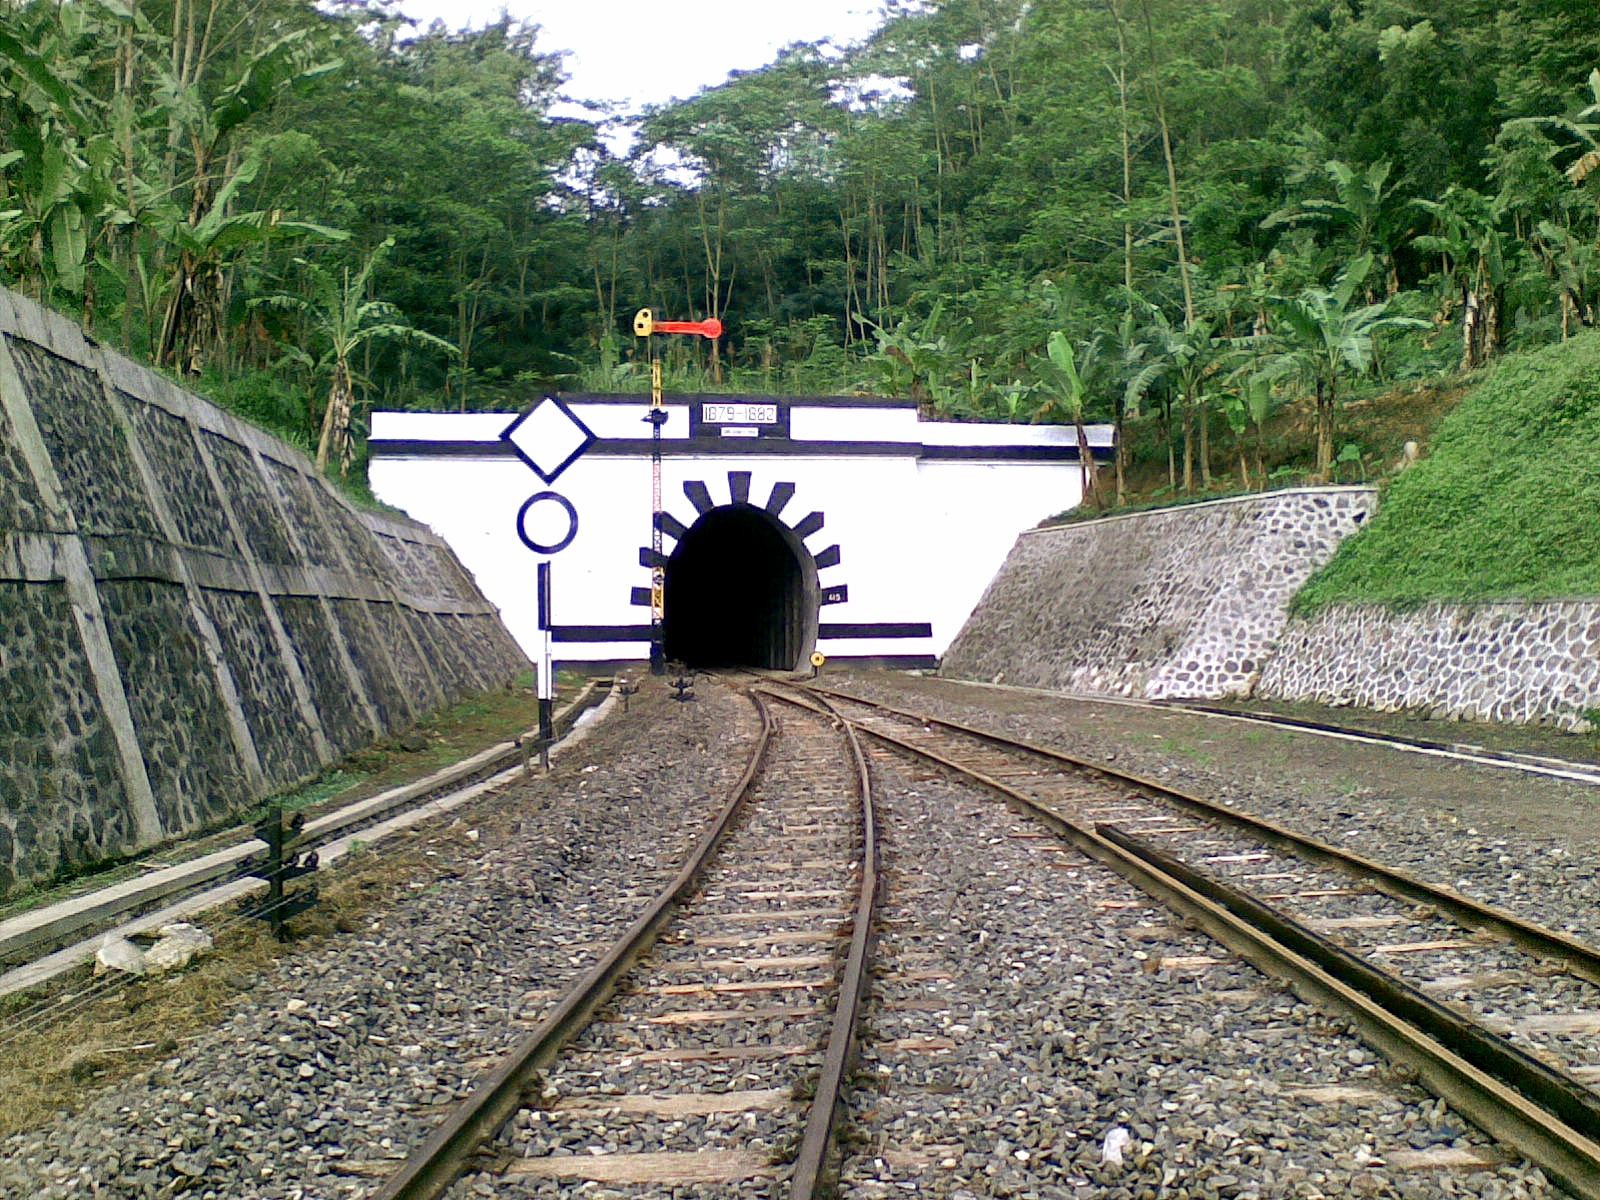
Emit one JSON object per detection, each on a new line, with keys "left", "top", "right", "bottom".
{"left": 393, "top": 0, "right": 887, "bottom": 110}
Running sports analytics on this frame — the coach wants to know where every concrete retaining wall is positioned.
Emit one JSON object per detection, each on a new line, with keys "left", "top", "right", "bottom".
{"left": 0, "top": 288, "right": 528, "bottom": 894}
{"left": 941, "top": 488, "right": 1377, "bottom": 697}
{"left": 1258, "top": 600, "right": 1600, "bottom": 729}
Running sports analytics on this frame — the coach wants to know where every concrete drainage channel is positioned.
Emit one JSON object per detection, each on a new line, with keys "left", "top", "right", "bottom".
{"left": 0, "top": 681, "right": 616, "bottom": 999}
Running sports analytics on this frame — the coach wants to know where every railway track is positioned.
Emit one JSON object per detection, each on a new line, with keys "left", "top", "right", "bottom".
{"left": 371, "top": 686, "right": 879, "bottom": 1199}
{"left": 780, "top": 679, "right": 1600, "bottom": 1200}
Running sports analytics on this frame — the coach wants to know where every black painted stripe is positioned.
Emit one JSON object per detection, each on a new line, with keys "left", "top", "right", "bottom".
{"left": 818, "top": 622, "right": 933, "bottom": 639}
{"left": 813, "top": 544, "right": 841, "bottom": 569}
{"left": 638, "top": 547, "right": 668, "bottom": 569}
{"left": 553, "top": 392, "right": 920, "bottom": 409}
{"left": 919, "top": 443, "right": 1114, "bottom": 461}
{"left": 655, "top": 511, "right": 687, "bottom": 541}
{"left": 368, "top": 439, "right": 1108, "bottom": 462}
{"left": 792, "top": 511, "right": 825, "bottom": 539}
{"left": 630, "top": 586, "right": 652, "bottom": 607}
{"left": 766, "top": 481, "right": 796, "bottom": 516}
{"left": 728, "top": 470, "right": 752, "bottom": 505}
{"left": 684, "top": 480, "right": 714, "bottom": 513}
{"left": 552, "top": 624, "right": 653, "bottom": 643}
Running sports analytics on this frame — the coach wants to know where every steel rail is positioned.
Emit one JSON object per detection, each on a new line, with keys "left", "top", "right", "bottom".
{"left": 804, "top": 682, "right": 1600, "bottom": 990}
{"left": 371, "top": 692, "right": 780, "bottom": 1200}
{"left": 756, "top": 684, "right": 883, "bottom": 1199}
{"left": 840, "top": 712, "right": 1600, "bottom": 1200}
{"left": 1100, "top": 822, "right": 1600, "bottom": 1142}
{"left": 1152, "top": 697, "right": 1600, "bottom": 784}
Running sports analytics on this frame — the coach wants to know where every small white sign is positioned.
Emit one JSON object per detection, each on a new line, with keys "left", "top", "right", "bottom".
{"left": 720, "top": 427, "right": 760, "bottom": 438}
{"left": 703, "top": 402, "right": 778, "bottom": 425}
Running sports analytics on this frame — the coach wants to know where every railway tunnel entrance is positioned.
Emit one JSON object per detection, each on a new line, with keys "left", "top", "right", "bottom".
{"left": 663, "top": 504, "right": 818, "bottom": 670}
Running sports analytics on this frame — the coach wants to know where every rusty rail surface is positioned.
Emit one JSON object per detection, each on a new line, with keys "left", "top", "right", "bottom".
{"left": 806, "top": 682, "right": 1600, "bottom": 989}
{"left": 810, "top": 684, "right": 1600, "bottom": 1200}
{"left": 372, "top": 692, "right": 780, "bottom": 1200}
{"left": 756, "top": 683, "right": 882, "bottom": 1198}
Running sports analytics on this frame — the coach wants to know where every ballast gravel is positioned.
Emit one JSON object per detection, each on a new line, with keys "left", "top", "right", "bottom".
{"left": 840, "top": 672, "right": 1600, "bottom": 948}
{"left": 0, "top": 682, "right": 757, "bottom": 1200}
{"left": 838, "top": 746, "right": 1564, "bottom": 1199}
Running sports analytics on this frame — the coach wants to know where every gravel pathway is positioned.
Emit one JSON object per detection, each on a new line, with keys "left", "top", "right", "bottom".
{"left": 0, "top": 681, "right": 756, "bottom": 1200}
{"left": 841, "top": 742, "right": 1567, "bottom": 1199}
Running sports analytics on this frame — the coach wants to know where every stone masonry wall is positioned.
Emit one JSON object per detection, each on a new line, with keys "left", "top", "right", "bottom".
{"left": 1257, "top": 601, "right": 1600, "bottom": 730}
{"left": 0, "top": 287, "right": 528, "bottom": 894}
{"left": 941, "top": 488, "right": 1377, "bottom": 697}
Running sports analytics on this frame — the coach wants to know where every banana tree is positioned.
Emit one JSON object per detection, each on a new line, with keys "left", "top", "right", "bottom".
{"left": 1124, "top": 305, "right": 1218, "bottom": 493}
{"left": 153, "top": 149, "right": 346, "bottom": 375}
{"left": 1216, "top": 372, "right": 1277, "bottom": 491}
{"left": 0, "top": 6, "right": 126, "bottom": 312}
{"left": 1412, "top": 186, "right": 1511, "bottom": 368}
{"left": 254, "top": 239, "right": 458, "bottom": 473}
{"left": 1034, "top": 330, "right": 1103, "bottom": 510}
{"left": 1262, "top": 159, "right": 1406, "bottom": 297}
{"left": 154, "top": 30, "right": 341, "bottom": 374}
{"left": 1266, "top": 254, "right": 1428, "bottom": 478}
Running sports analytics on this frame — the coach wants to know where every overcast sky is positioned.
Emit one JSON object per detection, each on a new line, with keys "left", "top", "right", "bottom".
{"left": 392, "top": 0, "right": 889, "bottom": 111}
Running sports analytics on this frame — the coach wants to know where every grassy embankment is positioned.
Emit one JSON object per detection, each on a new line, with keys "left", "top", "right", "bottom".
{"left": 1294, "top": 332, "right": 1600, "bottom": 613}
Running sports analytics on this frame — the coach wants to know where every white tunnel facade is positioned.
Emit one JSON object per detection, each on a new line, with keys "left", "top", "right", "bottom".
{"left": 367, "top": 396, "right": 1112, "bottom": 670}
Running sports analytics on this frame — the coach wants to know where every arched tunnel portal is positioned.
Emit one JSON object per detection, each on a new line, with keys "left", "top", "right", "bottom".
{"left": 663, "top": 504, "right": 818, "bottom": 670}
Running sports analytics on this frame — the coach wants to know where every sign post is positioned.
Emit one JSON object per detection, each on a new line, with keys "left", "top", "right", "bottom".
{"left": 632, "top": 308, "right": 723, "bottom": 674}
{"left": 501, "top": 396, "right": 596, "bottom": 756}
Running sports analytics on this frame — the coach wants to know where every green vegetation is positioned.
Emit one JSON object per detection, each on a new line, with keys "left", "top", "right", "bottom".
{"left": 1294, "top": 332, "right": 1600, "bottom": 612}
{"left": 1, "top": 0, "right": 1598, "bottom": 502}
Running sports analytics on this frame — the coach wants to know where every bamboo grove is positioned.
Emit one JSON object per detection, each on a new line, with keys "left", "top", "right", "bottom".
{"left": 1, "top": 0, "right": 1595, "bottom": 494}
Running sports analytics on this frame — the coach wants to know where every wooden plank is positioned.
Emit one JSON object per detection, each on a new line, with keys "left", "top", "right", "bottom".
{"left": 1308, "top": 915, "right": 1407, "bottom": 931}
{"left": 883, "top": 1036, "right": 957, "bottom": 1054}
{"left": 1289, "top": 1084, "right": 1393, "bottom": 1104}
{"left": 1149, "top": 955, "right": 1228, "bottom": 971}
{"left": 1142, "top": 826, "right": 1208, "bottom": 836}
{"left": 728, "top": 889, "right": 846, "bottom": 901}
{"left": 503, "top": 1149, "right": 776, "bottom": 1184}
{"left": 701, "top": 909, "right": 845, "bottom": 924}
{"left": 554, "top": 1088, "right": 790, "bottom": 1117}
{"left": 1265, "top": 888, "right": 1365, "bottom": 899}
{"left": 656, "top": 954, "right": 835, "bottom": 972}
{"left": 713, "top": 877, "right": 844, "bottom": 890}
{"left": 645, "top": 1005, "right": 820, "bottom": 1025}
{"left": 1203, "top": 853, "right": 1273, "bottom": 864}
{"left": 1419, "top": 971, "right": 1528, "bottom": 994}
{"left": 1386, "top": 1146, "right": 1506, "bottom": 1171}
{"left": 1371, "top": 939, "right": 1478, "bottom": 955}
{"left": 1511, "top": 1011, "right": 1600, "bottom": 1036}
{"left": 621, "top": 1043, "right": 813, "bottom": 1065}
{"left": 645, "top": 978, "right": 831, "bottom": 996}
{"left": 686, "top": 931, "right": 842, "bottom": 949}
{"left": 1570, "top": 1065, "right": 1600, "bottom": 1083}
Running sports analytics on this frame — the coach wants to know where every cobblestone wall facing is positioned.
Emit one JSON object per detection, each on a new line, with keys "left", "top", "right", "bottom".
{"left": 0, "top": 288, "right": 528, "bottom": 894}
{"left": 1258, "top": 601, "right": 1600, "bottom": 730}
{"left": 941, "top": 488, "right": 1377, "bottom": 698}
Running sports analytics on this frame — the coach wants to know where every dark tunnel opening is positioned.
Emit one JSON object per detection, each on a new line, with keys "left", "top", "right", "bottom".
{"left": 663, "top": 505, "right": 816, "bottom": 670}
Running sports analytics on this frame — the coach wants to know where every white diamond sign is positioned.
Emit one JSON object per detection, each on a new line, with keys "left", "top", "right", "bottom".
{"left": 501, "top": 395, "right": 596, "bottom": 483}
